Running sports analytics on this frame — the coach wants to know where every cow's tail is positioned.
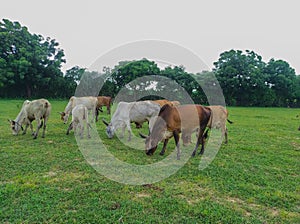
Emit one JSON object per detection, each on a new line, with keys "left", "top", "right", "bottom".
{"left": 227, "top": 119, "right": 233, "bottom": 124}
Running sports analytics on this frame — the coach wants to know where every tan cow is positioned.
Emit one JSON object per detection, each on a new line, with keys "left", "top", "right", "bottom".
{"left": 207, "top": 105, "right": 233, "bottom": 144}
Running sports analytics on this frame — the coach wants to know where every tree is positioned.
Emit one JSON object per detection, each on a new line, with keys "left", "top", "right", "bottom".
{"left": 160, "top": 65, "right": 200, "bottom": 103}
{"left": 0, "top": 19, "right": 65, "bottom": 98}
{"left": 264, "top": 59, "right": 296, "bottom": 106}
{"left": 108, "top": 59, "right": 160, "bottom": 100}
{"left": 213, "top": 50, "right": 269, "bottom": 106}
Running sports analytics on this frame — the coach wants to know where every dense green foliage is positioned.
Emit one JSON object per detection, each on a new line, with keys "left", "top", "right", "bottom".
{"left": 0, "top": 19, "right": 74, "bottom": 98}
{"left": 1, "top": 19, "right": 299, "bottom": 107}
{"left": 0, "top": 100, "right": 299, "bottom": 223}
{"left": 214, "top": 50, "right": 300, "bottom": 107}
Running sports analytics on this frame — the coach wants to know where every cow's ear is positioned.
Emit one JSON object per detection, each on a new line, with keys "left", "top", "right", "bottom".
{"left": 8, "top": 119, "right": 14, "bottom": 124}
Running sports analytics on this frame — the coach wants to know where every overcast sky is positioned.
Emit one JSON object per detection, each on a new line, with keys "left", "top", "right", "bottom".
{"left": 1, "top": 0, "right": 299, "bottom": 74}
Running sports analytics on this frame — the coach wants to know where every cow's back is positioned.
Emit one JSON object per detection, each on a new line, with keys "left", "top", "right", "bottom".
{"left": 72, "top": 96, "right": 97, "bottom": 110}
{"left": 25, "top": 99, "right": 51, "bottom": 120}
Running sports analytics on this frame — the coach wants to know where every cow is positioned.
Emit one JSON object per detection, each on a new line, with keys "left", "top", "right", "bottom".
{"left": 66, "top": 104, "right": 91, "bottom": 139}
{"left": 8, "top": 99, "right": 51, "bottom": 139}
{"left": 206, "top": 105, "right": 233, "bottom": 144}
{"left": 96, "top": 96, "right": 113, "bottom": 116}
{"left": 152, "top": 99, "right": 180, "bottom": 107}
{"left": 140, "top": 104, "right": 211, "bottom": 160}
{"left": 181, "top": 105, "right": 233, "bottom": 145}
{"left": 102, "top": 101, "right": 161, "bottom": 141}
{"left": 60, "top": 96, "right": 98, "bottom": 123}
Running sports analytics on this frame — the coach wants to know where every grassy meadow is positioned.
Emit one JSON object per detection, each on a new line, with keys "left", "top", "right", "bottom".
{"left": 0, "top": 99, "right": 299, "bottom": 223}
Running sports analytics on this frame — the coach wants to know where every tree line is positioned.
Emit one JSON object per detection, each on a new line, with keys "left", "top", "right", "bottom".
{"left": 1, "top": 19, "right": 299, "bottom": 107}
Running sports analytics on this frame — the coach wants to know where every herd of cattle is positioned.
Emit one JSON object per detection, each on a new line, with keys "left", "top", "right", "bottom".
{"left": 8, "top": 96, "right": 232, "bottom": 159}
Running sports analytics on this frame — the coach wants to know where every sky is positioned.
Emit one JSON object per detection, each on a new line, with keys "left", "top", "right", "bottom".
{"left": 1, "top": 0, "right": 300, "bottom": 74}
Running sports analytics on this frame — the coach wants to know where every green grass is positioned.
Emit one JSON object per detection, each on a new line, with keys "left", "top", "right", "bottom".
{"left": 0, "top": 100, "right": 299, "bottom": 223}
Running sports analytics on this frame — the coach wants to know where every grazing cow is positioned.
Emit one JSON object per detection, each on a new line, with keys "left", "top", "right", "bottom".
{"left": 60, "top": 96, "right": 98, "bottom": 123}
{"left": 206, "top": 105, "right": 233, "bottom": 144}
{"left": 66, "top": 104, "right": 91, "bottom": 139}
{"left": 140, "top": 104, "right": 211, "bottom": 159}
{"left": 181, "top": 105, "right": 233, "bottom": 146}
{"left": 102, "top": 101, "right": 160, "bottom": 141}
{"left": 96, "top": 96, "right": 113, "bottom": 116}
{"left": 9, "top": 99, "right": 51, "bottom": 139}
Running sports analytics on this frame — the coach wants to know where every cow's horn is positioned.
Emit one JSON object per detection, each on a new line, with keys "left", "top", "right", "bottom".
{"left": 102, "top": 118, "right": 109, "bottom": 126}
{"left": 139, "top": 132, "right": 149, "bottom": 139}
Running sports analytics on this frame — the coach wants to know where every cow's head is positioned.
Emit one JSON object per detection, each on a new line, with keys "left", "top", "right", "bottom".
{"left": 139, "top": 133, "right": 159, "bottom": 155}
{"left": 59, "top": 112, "right": 69, "bottom": 124}
{"left": 102, "top": 119, "right": 114, "bottom": 138}
{"left": 8, "top": 119, "right": 23, "bottom": 135}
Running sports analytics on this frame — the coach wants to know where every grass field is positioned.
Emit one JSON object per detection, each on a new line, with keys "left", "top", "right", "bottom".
{"left": 0, "top": 99, "right": 299, "bottom": 223}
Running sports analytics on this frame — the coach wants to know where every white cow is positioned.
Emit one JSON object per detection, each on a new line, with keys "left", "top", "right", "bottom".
{"left": 66, "top": 104, "right": 91, "bottom": 139}
{"left": 102, "top": 101, "right": 160, "bottom": 141}
{"left": 60, "top": 96, "right": 98, "bottom": 123}
{"left": 9, "top": 99, "right": 51, "bottom": 139}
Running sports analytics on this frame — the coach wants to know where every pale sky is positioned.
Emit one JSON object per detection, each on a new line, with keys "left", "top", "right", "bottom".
{"left": 1, "top": 0, "right": 299, "bottom": 74}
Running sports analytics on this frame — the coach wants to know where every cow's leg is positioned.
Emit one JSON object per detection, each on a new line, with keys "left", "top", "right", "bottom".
{"left": 107, "top": 105, "right": 110, "bottom": 114}
{"left": 126, "top": 121, "right": 132, "bottom": 141}
{"left": 87, "top": 121, "right": 91, "bottom": 138}
{"left": 42, "top": 116, "right": 49, "bottom": 138}
{"left": 74, "top": 122, "right": 78, "bottom": 136}
{"left": 22, "top": 123, "right": 29, "bottom": 135}
{"left": 192, "top": 128, "right": 205, "bottom": 156}
{"left": 66, "top": 122, "right": 73, "bottom": 135}
{"left": 199, "top": 129, "right": 210, "bottom": 155}
{"left": 224, "top": 127, "right": 228, "bottom": 144}
{"left": 159, "top": 139, "right": 169, "bottom": 155}
{"left": 80, "top": 122, "right": 84, "bottom": 139}
{"left": 95, "top": 108, "right": 99, "bottom": 122}
{"left": 29, "top": 122, "right": 34, "bottom": 135}
{"left": 173, "top": 131, "right": 181, "bottom": 160}
{"left": 33, "top": 118, "right": 42, "bottom": 139}
{"left": 119, "top": 124, "right": 125, "bottom": 138}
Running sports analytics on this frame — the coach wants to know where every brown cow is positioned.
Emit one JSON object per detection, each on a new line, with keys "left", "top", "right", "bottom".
{"left": 96, "top": 96, "right": 113, "bottom": 117}
{"left": 140, "top": 104, "right": 211, "bottom": 159}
